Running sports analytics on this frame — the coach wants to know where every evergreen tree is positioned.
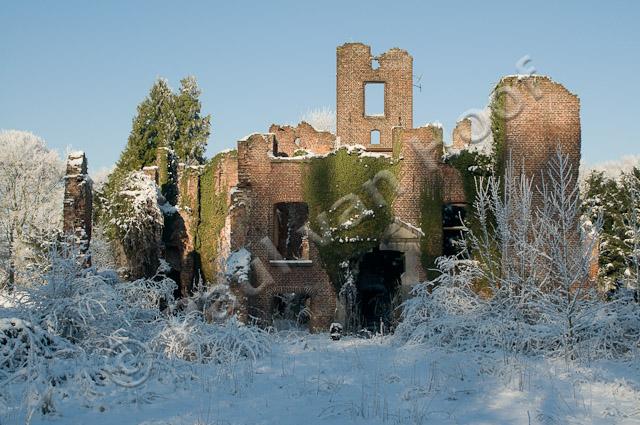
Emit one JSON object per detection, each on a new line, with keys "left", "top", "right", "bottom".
{"left": 115, "top": 78, "right": 176, "bottom": 175}
{"left": 99, "top": 78, "right": 176, "bottom": 226}
{"left": 583, "top": 167, "right": 640, "bottom": 290}
{"left": 173, "top": 76, "right": 211, "bottom": 164}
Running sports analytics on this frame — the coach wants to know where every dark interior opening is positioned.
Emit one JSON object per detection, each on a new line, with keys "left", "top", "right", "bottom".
{"left": 356, "top": 248, "right": 404, "bottom": 331}
{"left": 442, "top": 204, "right": 467, "bottom": 257}
{"left": 167, "top": 269, "right": 182, "bottom": 298}
{"left": 272, "top": 293, "right": 311, "bottom": 330}
{"left": 274, "top": 202, "right": 309, "bottom": 260}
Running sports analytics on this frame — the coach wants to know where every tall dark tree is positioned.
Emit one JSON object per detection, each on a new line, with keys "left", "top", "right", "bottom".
{"left": 173, "top": 76, "right": 211, "bottom": 165}
{"left": 115, "top": 78, "right": 176, "bottom": 175}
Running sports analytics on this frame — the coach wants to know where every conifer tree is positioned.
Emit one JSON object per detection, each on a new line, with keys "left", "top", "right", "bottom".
{"left": 583, "top": 167, "right": 640, "bottom": 290}
{"left": 173, "top": 76, "right": 211, "bottom": 165}
{"left": 115, "top": 78, "right": 176, "bottom": 176}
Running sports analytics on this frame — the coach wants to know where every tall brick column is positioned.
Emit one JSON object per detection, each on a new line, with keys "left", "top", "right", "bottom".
{"left": 63, "top": 151, "right": 93, "bottom": 259}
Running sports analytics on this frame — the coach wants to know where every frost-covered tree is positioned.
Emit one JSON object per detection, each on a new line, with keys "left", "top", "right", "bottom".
{"left": 536, "top": 151, "right": 601, "bottom": 359}
{"left": 301, "top": 107, "right": 336, "bottom": 133}
{"left": 623, "top": 170, "right": 640, "bottom": 292}
{"left": 398, "top": 150, "right": 621, "bottom": 360}
{"left": 0, "top": 130, "right": 64, "bottom": 288}
{"left": 174, "top": 76, "right": 211, "bottom": 165}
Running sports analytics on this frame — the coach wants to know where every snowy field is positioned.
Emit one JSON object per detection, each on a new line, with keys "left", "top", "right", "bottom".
{"left": 3, "top": 332, "right": 640, "bottom": 425}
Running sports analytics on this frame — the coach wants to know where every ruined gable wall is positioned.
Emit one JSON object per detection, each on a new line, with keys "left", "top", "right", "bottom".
{"left": 268, "top": 122, "right": 336, "bottom": 156}
{"left": 337, "top": 43, "right": 413, "bottom": 148}
{"left": 233, "top": 134, "right": 335, "bottom": 331}
{"left": 500, "top": 76, "right": 581, "bottom": 189}
{"left": 451, "top": 118, "right": 472, "bottom": 151}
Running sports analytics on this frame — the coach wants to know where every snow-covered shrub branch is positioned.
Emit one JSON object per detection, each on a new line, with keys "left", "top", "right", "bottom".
{"left": 0, "top": 242, "right": 270, "bottom": 420}
{"left": 98, "top": 171, "right": 165, "bottom": 278}
{"left": 398, "top": 150, "right": 640, "bottom": 360}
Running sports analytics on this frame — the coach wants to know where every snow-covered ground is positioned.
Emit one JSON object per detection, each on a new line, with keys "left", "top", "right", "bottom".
{"left": 4, "top": 333, "right": 639, "bottom": 425}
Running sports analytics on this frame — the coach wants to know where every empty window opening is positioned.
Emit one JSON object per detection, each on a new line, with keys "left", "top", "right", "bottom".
{"left": 370, "top": 130, "right": 381, "bottom": 145}
{"left": 272, "top": 293, "right": 311, "bottom": 330}
{"left": 365, "top": 82, "right": 385, "bottom": 116}
{"left": 356, "top": 248, "right": 405, "bottom": 332}
{"left": 371, "top": 58, "right": 380, "bottom": 70}
{"left": 294, "top": 137, "right": 301, "bottom": 147}
{"left": 272, "top": 139, "right": 288, "bottom": 157}
{"left": 442, "top": 203, "right": 467, "bottom": 257}
{"left": 274, "top": 202, "right": 309, "bottom": 260}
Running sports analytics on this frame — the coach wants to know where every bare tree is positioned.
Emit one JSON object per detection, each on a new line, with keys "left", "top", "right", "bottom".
{"left": 536, "top": 150, "right": 601, "bottom": 359}
{"left": 0, "top": 130, "right": 64, "bottom": 288}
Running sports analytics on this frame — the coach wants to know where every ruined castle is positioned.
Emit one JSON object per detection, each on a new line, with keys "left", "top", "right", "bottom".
{"left": 63, "top": 43, "right": 581, "bottom": 332}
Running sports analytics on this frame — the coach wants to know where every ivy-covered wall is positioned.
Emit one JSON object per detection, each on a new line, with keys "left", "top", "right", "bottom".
{"left": 195, "top": 150, "right": 237, "bottom": 283}
{"left": 419, "top": 173, "right": 443, "bottom": 280}
{"left": 490, "top": 83, "right": 507, "bottom": 179}
{"left": 302, "top": 147, "right": 400, "bottom": 292}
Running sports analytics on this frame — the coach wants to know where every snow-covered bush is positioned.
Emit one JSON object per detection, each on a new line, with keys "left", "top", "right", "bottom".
{"left": 151, "top": 313, "right": 270, "bottom": 364}
{"left": 99, "top": 171, "right": 165, "bottom": 278}
{"left": 0, "top": 239, "right": 271, "bottom": 419}
{"left": 178, "top": 280, "right": 237, "bottom": 323}
{"left": 0, "top": 318, "right": 72, "bottom": 376}
{"left": 225, "top": 248, "right": 251, "bottom": 285}
{"left": 398, "top": 150, "right": 640, "bottom": 360}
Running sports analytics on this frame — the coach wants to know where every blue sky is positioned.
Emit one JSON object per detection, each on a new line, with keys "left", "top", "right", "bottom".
{"left": 1, "top": 0, "right": 638, "bottom": 171}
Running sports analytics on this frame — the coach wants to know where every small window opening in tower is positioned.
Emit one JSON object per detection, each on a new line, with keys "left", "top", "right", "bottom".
{"left": 371, "top": 57, "right": 380, "bottom": 70}
{"left": 370, "top": 130, "right": 381, "bottom": 145}
{"left": 365, "top": 82, "right": 385, "bottom": 117}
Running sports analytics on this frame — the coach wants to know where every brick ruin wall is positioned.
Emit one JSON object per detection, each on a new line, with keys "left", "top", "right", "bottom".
{"left": 500, "top": 76, "right": 581, "bottom": 197}
{"left": 268, "top": 122, "right": 336, "bottom": 156}
{"left": 63, "top": 152, "right": 93, "bottom": 257}
{"left": 231, "top": 134, "right": 335, "bottom": 331}
{"left": 451, "top": 118, "right": 472, "bottom": 151}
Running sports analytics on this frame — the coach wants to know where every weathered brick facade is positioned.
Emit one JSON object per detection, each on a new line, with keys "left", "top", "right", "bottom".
{"left": 70, "top": 43, "right": 584, "bottom": 332}
{"left": 498, "top": 75, "right": 581, "bottom": 204}
{"left": 337, "top": 43, "right": 413, "bottom": 149}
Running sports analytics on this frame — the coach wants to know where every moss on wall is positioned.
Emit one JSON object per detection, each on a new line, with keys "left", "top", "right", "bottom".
{"left": 444, "top": 150, "right": 494, "bottom": 238}
{"left": 302, "top": 147, "right": 400, "bottom": 292}
{"left": 490, "top": 85, "right": 507, "bottom": 179}
{"left": 420, "top": 174, "right": 443, "bottom": 280}
{"left": 195, "top": 150, "right": 236, "bottom": 283}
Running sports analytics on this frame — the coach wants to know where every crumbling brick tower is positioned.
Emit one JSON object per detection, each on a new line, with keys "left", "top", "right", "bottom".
{"left": 496, "top": 75, "right": 581, "bottom": 196}
{"left": 63, "top": 151, "right": 93, "bottom": 259}
{"left": 337, "top": 43, "right": 413, "bottom": 148}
